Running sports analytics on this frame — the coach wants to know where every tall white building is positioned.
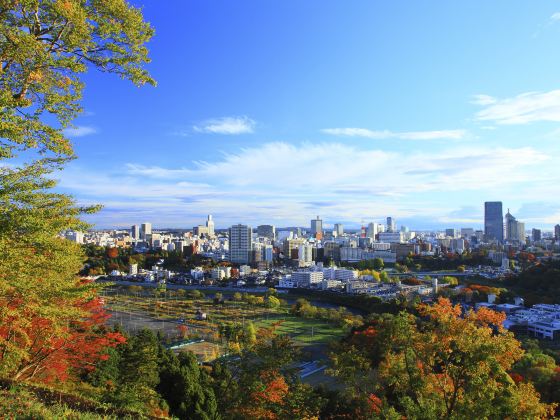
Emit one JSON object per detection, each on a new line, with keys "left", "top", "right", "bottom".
{"left": 229, "top": 224, "right": 252, "bottom": 264}
{"left": 140, "top": 222, "right": 152, "bottom": 241}
{"left": 206, "top": 215, "right": 215, "bottom": 237}
{"left": 367, "top": 222, "right": 380, "bottom": 239}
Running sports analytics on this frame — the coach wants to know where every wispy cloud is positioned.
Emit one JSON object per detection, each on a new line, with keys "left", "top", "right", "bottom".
{"left": 193, "top": 116, "right": 255, "bottom": 135}
{"left": 321, "top": 128, "right": 467, "bottom": 140}
{"left": 57, "top": 142, "right": 557, "bottom": 228}
{"left": 551, "top": 12, "right": 560, "bottom": 22}
{"left": 63, "top": 125, "right": 97, "bottom": 138}
{"left": 470, "top": 94, "right": 497, "bottom": 106}
{"left": 474, "top": 89, "right": 560, "bottom": 124}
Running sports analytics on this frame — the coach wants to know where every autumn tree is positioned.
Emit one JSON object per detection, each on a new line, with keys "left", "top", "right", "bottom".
{"left": 329, "top": 298, "right": 557, "bottom": 419}
{"left": 216, "top": 324, "right": 323, "bottom": 419}
{"left": 0, "top": 0, "right": 154, "bottom": 383}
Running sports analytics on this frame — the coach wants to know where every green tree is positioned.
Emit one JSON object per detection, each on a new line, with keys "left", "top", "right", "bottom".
{"left": 158, "top": 350, "right": 220, "bottom": 419}
{"left": 379, "top": 270, "right": 391, "bottom": 283}
{"left": 373, "top": 257, "right": 384, "bottom": 270}
{"left": 111, "top": 329, "right": 162, "bottom": 411}
{"left": 0, "top": 0, "right": 154, "bottom": 383}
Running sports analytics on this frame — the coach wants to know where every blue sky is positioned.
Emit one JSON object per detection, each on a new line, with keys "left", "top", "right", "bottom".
{"left": 56, "top": 0, "right": 560, "bottom": 230}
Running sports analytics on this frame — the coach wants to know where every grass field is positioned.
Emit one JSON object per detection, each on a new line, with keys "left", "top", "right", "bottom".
{"left": 102, "top": 288, "right": 349, "bottom": 364}
{"left": 255, "top": 316, "right": 345, "bottom": 345}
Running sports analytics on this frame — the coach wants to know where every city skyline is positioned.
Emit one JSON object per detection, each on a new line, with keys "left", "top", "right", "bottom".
{"left": 49, "top": 1, "right": 560, "bottom": 229}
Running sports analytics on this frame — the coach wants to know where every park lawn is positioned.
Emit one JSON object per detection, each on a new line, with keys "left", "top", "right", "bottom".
{"left": 255, "top": 316, "right": 346, "bottom": 345}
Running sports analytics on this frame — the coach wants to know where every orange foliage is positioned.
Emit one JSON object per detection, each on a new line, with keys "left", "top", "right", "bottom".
{"left": 106, "top": 247, "right": 119, "bottom": 259}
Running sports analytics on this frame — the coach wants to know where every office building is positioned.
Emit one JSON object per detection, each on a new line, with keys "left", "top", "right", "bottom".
{"left": 140, "top": 222, "right": 152, "bottom": 241}
{"left": 292, "top": 271, "right": 324, "bottom": 287}
{"left": 386, "top": 217, "right": 396, "bottom": 233}
{"left": 555, "top": 224, "right": 560, "bottom": 240}
{"left": 367, "top": 222, "right": 380, "bottom": 239}
{"left": 206, "top": 215, "right": 215, "bottom": 236}
{"left": 311, "top": 216, "right": 323, "bottom": 240}
{"left": 229, "top": 224, "right": 252, "bottom": 264}
{"left": 445, "top": 228, "right": 457, "bottom": 238}
{"left": 378, "top": 231, "right": 404, "bottom": 243}
{"left": 334, "top": 223, "right": 344, "bottom": 237}
{"left": 131, "top": 224, "right": 140, "bottom": 240}
{"left": 484, "top": 202, "right": 503, "bottom": 242}
{"left": 505, "top": 210, "right": 525, "bottom": 243}
{"left": 532, "top": 228, "right": 542, "bottom": 242}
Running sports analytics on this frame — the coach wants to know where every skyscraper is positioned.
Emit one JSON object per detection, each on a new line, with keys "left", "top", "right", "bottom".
{"left": 131, "top": 224, "right": 140, "bottom": 239}
{"left": 555, "top": 224, "right": 560, "bottom": 240}
{"left": 386, "top": 217, "right": 396, "bottom": 233}
{"left": 484, "top": 202, "right": 503, "bottom": 243}
{"left": 532, "top": 228, "right": 542, "bottom": 242}
{"left": 505, "top": 209, "right": 525, "bottom": 243}
{"left": 140, "top": 222, "right": 152, "bottom": 241}
{"left": 334, "top": 223, "right": 344, "bottom": 237}
{"left": 206, "top": 215, "right": 215, "bottom": 236}
{"left": 311, "top": 216, "right": 323, "bottom": 240}
{"left": 229, "top": 224, "right": 252, "bottom": 264}
{"left": 367, "top": 222, "right": 380, "bottom": 239}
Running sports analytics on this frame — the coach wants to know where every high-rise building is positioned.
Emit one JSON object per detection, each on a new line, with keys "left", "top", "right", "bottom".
{"left": 386, "top": 217, "right": 396, "bottom": 233}
{"left": 555, "top": 224, "right": 560, "bottom": 240}
{"left": 445, "top": 228, "right": 457, "bottom": 238}
{"left": 334, "top": 223, "right": 344, "bottom": 237}
{"left": 311, "top": 216, "right": 323, "bottom": 240}
{"left": 131, "top": 224, "right": 140, "bottom": 239}
{"left": 140, "top": 222, "right": 152, "bottom": 241}
{"left": 367, "top": 222, "right": 380, "bottom": 239}
{"left": 206, "top": 215, "right": 215, "bottom": 236}
{"left": 484, "top": 202, "right": 503, "bottom": 242}
{"left": 229, "top": 224, "right": 252, "bottom": 264}
{"left": 257, "top": 224, "right": 276, "bottom": 239}
{"left": 505, "top": 210, "right": 525, "bottom": 243}
{"left": 532, "top": 228, "right": 542, "bottom": 242}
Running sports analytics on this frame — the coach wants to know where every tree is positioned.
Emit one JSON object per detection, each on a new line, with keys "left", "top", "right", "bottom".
{"left": 329, "top": 298, "right": 556, "bottom": 418}
{"left": 158, "top": 350, "right": 220, "bottom": 419}
{"left": 379, "top": 271, "right": 391, "bottom": 283}
{"left": 373, "top": 258, "right": 384, "bottom": 270}
{"left": 0, "top": 0, "right": 154, "bottom": 385}
{"left": 265, "top": 295, "right": 281, "bottom": 309}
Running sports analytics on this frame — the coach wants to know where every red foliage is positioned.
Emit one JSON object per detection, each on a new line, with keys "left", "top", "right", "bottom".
{"left": 1, "top": 291, "right": 126, "bottom": 383}
{"left": 367, "top": 394, "right": 383, "bottom": 414}
{"left": 509, "top": 372, "right": 524, "bottom": 384}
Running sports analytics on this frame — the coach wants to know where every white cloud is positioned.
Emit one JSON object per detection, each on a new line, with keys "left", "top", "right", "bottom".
{"left": 58, "top": 142, "right": 558, "bottom": 228}
{"left": 474, "top": 89, "right": 560, "bottom": 124}
{"left": 321, "top": 128, "right": 467, "bottom": 140}
{"left": 63, "top": 125, "right": 97, "bottom": 137}
{"left": 470, "top": 94, "right": 497, "bottom": 106}
{"left": 551, "top": 12, "right": 560, "bottom": 21}
{"left": 193, "top": 116, "right": 255, "bottom": 135}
